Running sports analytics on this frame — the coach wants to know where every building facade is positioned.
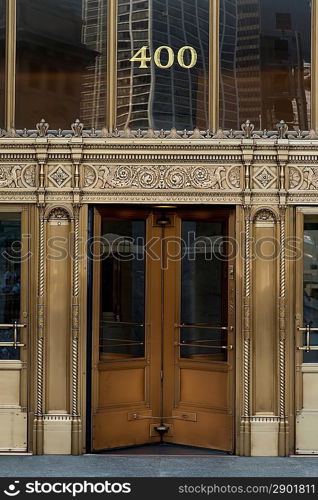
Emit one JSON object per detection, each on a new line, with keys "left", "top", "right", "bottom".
{"left": 0, "top": 0, "right": 318, "bottom": 456}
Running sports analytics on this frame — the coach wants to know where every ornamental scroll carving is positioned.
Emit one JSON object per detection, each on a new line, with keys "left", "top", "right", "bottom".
{"left": 289, "top": 166, "right": 318, "bottom": 190}
{"left": 0, "top": 164, "right": 37, "bottom": 188}
{"left": 83, "top": 165, "right": 241, "bottom": 191}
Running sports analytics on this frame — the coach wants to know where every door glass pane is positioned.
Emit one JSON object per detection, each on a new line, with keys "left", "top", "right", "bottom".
{"left": 0, "top": 0, "right": 5, "bottom": 128}
{"left": 303, "top": 215, "right": 318, "bottom": 362}
{"left": 180, "top": 221, "right": 227, "bottom": 362}
{"left": 16, "top": 0, "right": 107, "bottom": 129}
{"left": 117, "top": 0, "right": 209, "bottom": 130}
{"left": 0, "top": 213, "right": 21, "bottom": 361}
{"left": 220, "top": 0, "right": 311, "bottom": 130}
{"left": 99, "top": 219, "right": 145, "bottom": 360}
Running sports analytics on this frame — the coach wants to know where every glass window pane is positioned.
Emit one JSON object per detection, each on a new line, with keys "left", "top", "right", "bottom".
{"left": 303, "top": 216, "right": 318, "bottom": 363}
{"left": 99, "top": 219, "right": 145, "bottom": 360}
{"left": 180, "top": 221, "right": 227, "bottom": 362}
{"left": 0, "top": 0, "right": 5, "bottom": 128}
{"left": 16, "top": 0, "right": 107, "bottom": 129}
{"left": 0, "top": 213, "right": 21, "bottom": 361}
{"left": 219, "top": 0, "right": 311, "bottom": 130}
{"left": 117, "top": 0, "right": 209, "bottom": 130}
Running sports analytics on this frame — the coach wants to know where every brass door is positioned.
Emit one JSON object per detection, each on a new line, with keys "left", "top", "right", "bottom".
{"left": 0, "top": 208, "right": 28, "bottom": 452}
{"left": 91, "top": 207, "right": 235, "bottom": 452}
{"left": 295, "top": 209, "right": 318, "bottom": 454}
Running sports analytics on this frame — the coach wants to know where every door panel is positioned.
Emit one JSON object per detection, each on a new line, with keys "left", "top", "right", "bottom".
{"left": 161, "top": 211, "right": 234, "bottom": 451}
{"left": 91, "top": 207, "right": 235, "bottom": 452}
{"left": 296, "top": 211, "right": 318, "bottom": 454}
{"left": 0, "top": 210, "right": 28, "bottom": 452}
{"left": 92, "top": 209, "right": 157, "bottom": 451}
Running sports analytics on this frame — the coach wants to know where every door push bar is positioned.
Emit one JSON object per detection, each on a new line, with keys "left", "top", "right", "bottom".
{"left": 297, "top": 324, "right": 318, "bottom": 352}
{"left": 0, "top": 322, "right": 27, "bottom": 349}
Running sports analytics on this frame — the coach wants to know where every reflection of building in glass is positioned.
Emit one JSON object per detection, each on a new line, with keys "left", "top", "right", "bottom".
{"left": 0, "top": 0, "right": 5, "bottom": 127}
{"left": 81, "top": 0, "right": 107, "bottom": 128}
{"left": 117, "top": 0, "right": 209, "bottom": 130}
{"left": 220, "top": 0, "right": 311, "bottom": 130}
{"left": 15, "top": 0, "right": 106, "bottom": 129}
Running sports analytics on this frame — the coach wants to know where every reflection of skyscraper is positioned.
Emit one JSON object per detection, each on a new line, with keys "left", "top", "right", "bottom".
{"left": 220, "top": 0, "right": 311, "bottom": 130}
{"left": 117, "top": 0, "right": 151, "bottom": 129}
{"left": 81, "top": 0, "right": 107, "bottom": 128}
{"left": 117, "top": 0, "right": 209, "bottom": 130}
{"left": 220, "top": 0, "right": 261, "bottom": 129}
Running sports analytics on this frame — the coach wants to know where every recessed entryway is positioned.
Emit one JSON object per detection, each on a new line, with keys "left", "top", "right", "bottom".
{"left": 89, "top": 207, "right": 235, "bottom": 453}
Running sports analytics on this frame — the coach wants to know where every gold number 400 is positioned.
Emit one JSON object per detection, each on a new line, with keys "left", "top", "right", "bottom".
{"left": 130, "top": 46, "right": 197, "bottom": 69}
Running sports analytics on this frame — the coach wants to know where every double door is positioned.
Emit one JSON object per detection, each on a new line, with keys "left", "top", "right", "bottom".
{"left": 91, "top": 207, "right": 235, "bottom": 452}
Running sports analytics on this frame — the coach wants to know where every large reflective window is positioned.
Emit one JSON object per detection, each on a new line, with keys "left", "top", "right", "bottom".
{"left": 117, "top": 0, "right": 209, "bottom": 130}
{"left": 0, "top": 0, "right": 5, "bottom": 128}
{"left": 16, "top": 0, "right": 107, "bottom": 129}
{"left": 180, "top": 220, "right": 228, "bottom": 362}
{"left": 220, "top": 0, "right": 311, "bottom": 130}
{"left": 99, "top": 219, "right": 145, "bottom": 360}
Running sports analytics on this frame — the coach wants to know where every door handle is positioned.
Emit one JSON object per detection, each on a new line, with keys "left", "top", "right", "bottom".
{"left": 175, "top": 324, "right": 233, "bottom": 331}
{"left": 0, "top": 322, "right": 27, "bottom": 349}
{"left": 297, "top": 325, "right": 318, "bottom": 352}
{"left": 175, "top": 342, "right": 234, "bottom": 350}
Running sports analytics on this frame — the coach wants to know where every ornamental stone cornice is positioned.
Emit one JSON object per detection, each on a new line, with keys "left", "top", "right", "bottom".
{"left": 0, "top": 120, "right": 318, "bottom": 205}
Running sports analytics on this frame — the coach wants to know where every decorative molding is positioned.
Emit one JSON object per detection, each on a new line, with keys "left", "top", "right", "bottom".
{"left": 250, "top": 417, "right": 280, "bottom": 423}
{"left": 0, "top": 119, "right": 316, "bottom": 141}
{"left": 47, "top": 207, "right": 71, "bottom": 221}
{"left": 279, "top": 206, "right": 287, "bottom": 421}
{"left": 289, "top": 166, "right": 318, "bottom": 190}
{"left": 71, "top": 205, "right": 80, "bottom": 418}
{"left": 83, "top": 164, "right": 242, "bottom": 191}
{"left": 42, "top": 415, "right": 74, "bottom": 422}
{"left": 36, "top": 205, "right": 45, "bottom": 440}
{"left": 48, "top": 165, "right": 71, "bottom": 188}
{"left": 253, "top": 167, "right": 277, "bottom": 189}
{"left": 243, "top": 206, "right": 251, "bottom": 421}
{"left": 253, "top": 208, "right": 277, "bottom": 222}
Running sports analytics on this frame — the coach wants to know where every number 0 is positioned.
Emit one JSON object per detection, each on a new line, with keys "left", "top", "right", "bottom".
{"left": 154, "top": 46, "right": 174, "bottom": 69}
{"left": 177, "top": 46, "right": 197, "bottom": 69}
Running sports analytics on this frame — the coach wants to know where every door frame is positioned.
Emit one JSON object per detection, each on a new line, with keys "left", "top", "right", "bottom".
{"left": 86, "top": 204, "right": 237, "bottom": 453}
{"left": 0, "top": 205, "right": 31, "bottom": 452}
{"left": 295, "top": 207, "right": 318, "bottom": 454}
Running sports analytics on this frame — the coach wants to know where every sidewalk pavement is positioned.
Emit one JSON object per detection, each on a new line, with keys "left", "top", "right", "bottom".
{"left": 0, "top": 456, "right": 318, "bottom": 477}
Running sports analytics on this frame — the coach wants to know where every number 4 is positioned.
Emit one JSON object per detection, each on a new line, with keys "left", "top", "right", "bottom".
{"left": 130, "top": 46, "right": 151, "bottom": 68}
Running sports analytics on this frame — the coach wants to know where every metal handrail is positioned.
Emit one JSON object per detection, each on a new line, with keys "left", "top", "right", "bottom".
{"left": 175, "top": 323, "right": 231, "bottom": 331}
{"left": 297, "top": 325, "right": 318, "bottom": 352}
{"left": 0, "top": 322, "right": 26, "bottom": 349}
{"left": 101, "top": 320, "right": 144, "bottom": 327}
{"left": 176, "top": 342, "right": 233, "bottom": 350}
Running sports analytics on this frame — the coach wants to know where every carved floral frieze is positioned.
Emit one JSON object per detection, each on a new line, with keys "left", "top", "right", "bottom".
{"left": 289, "top": 166, "right": 318, "bottom": 190}
{"left": 83, "top": 165, "right": 242, "bottom": 191}
{"left": 0, "top": 164, "right": 37, "bottom": 188}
